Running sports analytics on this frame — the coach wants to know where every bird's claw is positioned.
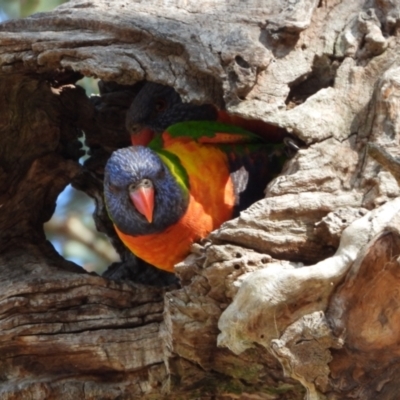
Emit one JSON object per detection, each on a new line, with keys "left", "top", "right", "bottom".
{"left": 283, "top": 137, "right": 301, "bottom": 151}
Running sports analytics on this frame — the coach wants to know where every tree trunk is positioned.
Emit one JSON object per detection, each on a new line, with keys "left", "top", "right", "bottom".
{"left": 0, "top": 0, "right": 400, "bottom": 398}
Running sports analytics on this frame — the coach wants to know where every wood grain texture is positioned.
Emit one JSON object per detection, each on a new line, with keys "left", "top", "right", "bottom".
{"left": 0, "top": 0, "right": 400, "bottom": 398}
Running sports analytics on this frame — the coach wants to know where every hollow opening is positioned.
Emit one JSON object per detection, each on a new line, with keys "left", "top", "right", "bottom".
{"left": 44, "top": 76, "right": 119, "bottom": 274}
{"left": 285, "top": 55, "right": 339, "bottom": 108}
{"left": 82, "top": 79, "right": 292, "bottom": 279}
{"left": 39, "top": 75, "right": 293, "bottom": 283}
{"left": 44, "top": 185, "right": 119, "bottom": 274}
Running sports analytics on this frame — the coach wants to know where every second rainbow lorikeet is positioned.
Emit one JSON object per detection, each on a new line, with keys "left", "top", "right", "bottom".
{"left": 104, "top": 120, "right": 287, "bottom": 273}
{"left": 125, "top": 82, "right": 288, "bottom": 146}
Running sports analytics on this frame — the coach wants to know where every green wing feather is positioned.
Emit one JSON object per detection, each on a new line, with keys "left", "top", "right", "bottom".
{"left": 156, "top": 148, "right": 190, "bottom": 191}
{"left": 149, "top": 121, "right": 263, "bottom": 150}
{"left": 168, "top": 120, "right": 261, "bottom": 140}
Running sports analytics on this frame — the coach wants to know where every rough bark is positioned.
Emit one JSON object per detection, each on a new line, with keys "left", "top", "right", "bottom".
{"left": 0, "top": 0, "right": 400, "bottom": 399}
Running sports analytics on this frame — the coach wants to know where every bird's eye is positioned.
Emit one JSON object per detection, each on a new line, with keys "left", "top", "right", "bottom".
{"left": 107, "top": 181, "right": 119, "bottom": 193}
{"left": 128, "top": 180, "right": 153, "bottom": 192}
{"left": 157, "top": 167, "right": 166, "bottom": 179}
{"left": 142, "top": 179, "right": 152, "bottom": 188}
{"left": 155, "top": 98, "right": 167, "bottom": 112}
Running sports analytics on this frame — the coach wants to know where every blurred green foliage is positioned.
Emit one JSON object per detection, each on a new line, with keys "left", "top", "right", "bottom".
{"left": 0, "top": 0, "right": 67, "bottom": 18}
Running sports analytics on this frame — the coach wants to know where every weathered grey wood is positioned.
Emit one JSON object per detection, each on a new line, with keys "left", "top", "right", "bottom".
{"left": 1, "top": 0, "right": 400, "bottom": 398}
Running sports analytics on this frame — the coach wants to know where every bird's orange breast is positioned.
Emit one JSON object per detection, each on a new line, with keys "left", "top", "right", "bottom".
{"left": 114, "top": 139, "right": 236, "bottom": 272}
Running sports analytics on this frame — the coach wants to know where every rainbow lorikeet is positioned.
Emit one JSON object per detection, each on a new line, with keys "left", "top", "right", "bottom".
{"left": 125, "top": 82, "right": 287, "bottom": 146}
{"left": 104, "top": 120, "right": 286, "bottom": 273}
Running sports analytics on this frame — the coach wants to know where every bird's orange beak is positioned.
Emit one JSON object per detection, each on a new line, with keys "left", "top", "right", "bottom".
{"left": 131, "top": 128, "right": 155, "bottom": 146}
{"left": 129, "top": 186, "right": 154, "bottom": 223}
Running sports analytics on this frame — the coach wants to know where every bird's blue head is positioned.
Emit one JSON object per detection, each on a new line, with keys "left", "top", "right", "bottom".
{"left": 104, "top": 146, "right": 189, "bottom": 236}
